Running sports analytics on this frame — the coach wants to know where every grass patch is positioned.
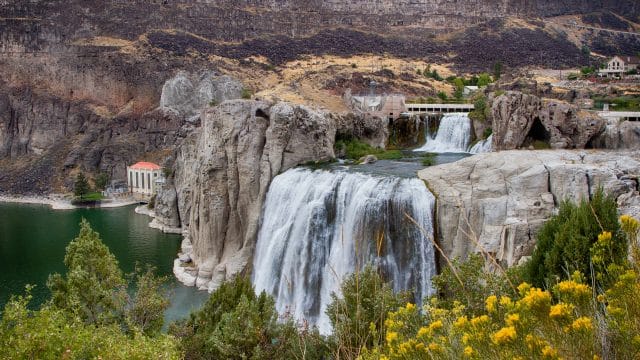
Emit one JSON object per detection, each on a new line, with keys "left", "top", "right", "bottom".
{"left": 335, "top": 138, "right": 403, "bottom": 161}
{"left": 532, "top": 140, "right": 551, "bottom": 150}
{"left": 80, "top": 192, "right": 104, "bottom": 201}
{"left": 421, "top": 153, "right": 436, "bottom": 166}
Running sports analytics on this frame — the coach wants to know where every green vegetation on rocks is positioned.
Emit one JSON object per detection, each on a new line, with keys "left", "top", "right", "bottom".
{"left": 335, "top": 138, "right": 403, "bottom": 161}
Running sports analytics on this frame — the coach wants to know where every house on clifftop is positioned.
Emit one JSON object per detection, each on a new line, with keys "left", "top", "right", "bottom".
{"left": 127, "top": 161, "right": 162, "bottom": 197}
{"left": 599, "top": 56, "right": 640, "bottom": 78}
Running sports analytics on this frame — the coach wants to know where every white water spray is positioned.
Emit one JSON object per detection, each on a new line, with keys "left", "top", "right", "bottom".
{"left": 252, "top": 168, "right": 437, "bottom": 334}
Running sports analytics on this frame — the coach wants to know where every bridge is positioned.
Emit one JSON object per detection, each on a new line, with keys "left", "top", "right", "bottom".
{"left": 597, "top": 111, "right": 640, "bottom": 122}
{"left": 405, "top": 103, "right": 475, "bottom": 115}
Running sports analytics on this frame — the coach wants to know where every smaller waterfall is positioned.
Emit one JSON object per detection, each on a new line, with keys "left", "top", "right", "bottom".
{"left": 469, "top": 134, "right": 493, "bottom": 154}
{"left": 415, "top": 113, "right": 471, "bottom": 153}
{"left": 252, "top": 168, "right": 437, "bottom": 334}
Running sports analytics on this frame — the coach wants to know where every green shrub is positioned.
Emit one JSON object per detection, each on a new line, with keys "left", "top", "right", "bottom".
{"left": 241, "top": 88, "right": 252, "bottom": 99}
{"left": 173, "top": 276, "right": 327, "bottom": 360}
{"left": 421, "top": 153, "right": 436, "bottom": 166}
{"left": 525, "top": 189, "right": 625, "bottom": 288}
{"left": 532, "top": 140, "right": 550, "bottom": 149}
{"left": 327, "top": 265, "right": 408, "bottom": 359}
{"left": 0, "top": 289, "right": 180, "bottom": 359}
{"left": 334, "top": 138, "right": 403, "bottom": 161}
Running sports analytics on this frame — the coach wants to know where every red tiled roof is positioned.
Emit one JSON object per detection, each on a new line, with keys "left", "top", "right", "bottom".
{"left": 129, "top": 161, "right": 161, "bottom": 170}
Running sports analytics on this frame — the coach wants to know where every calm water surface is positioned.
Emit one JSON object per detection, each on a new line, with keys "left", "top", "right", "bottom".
{"left": 0, "top": 203, "right": 208, "bottom": 324}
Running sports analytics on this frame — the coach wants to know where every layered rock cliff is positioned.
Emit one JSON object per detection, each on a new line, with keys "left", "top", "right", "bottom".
{"left": 156, "top": 100, "right": 389, "bottom": 289}
{"left": 419, "top": 150, "right": 640, "bottom": 267}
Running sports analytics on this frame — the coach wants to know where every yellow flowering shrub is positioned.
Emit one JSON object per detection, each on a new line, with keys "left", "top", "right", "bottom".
{"left": 358, "top": 214, "right": 640, "bottom": 360}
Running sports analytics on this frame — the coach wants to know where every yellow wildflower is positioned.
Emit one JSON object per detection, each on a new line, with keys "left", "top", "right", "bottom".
{"left": 417, "top": 326, "right": 429, "bottom": 338}
{"left": 464, "top": 346, "right": 474, "bottom": 357}
{"left": 454, "top": 316, "right": 468, "bottom": 329}
{"left": 549, "top": 303, "right": 574, "bottom": 319}
{"left": 542, "top": 345, "right": 559, "bottom": 359}
{"left": 398, "top": 341, "right": 411, "bottom": 355}
{"left": 555, "top": 280, "right": 591, "bottom": 298}
{"left": 571, "top": 317, "right": 593, "bottom": 332}
{"left": 598, "top": 231, "right": 612, "bottom": 243}
{"left": 486, "top": 295, "right": 498, "bottom": 313}
{"left": 518, "top": 282, "right": 531, "bottom": 296}
{"left": 386, "top": 331, "right": 399, "bottom": 344}
{"left": 499, "top": 296, "right": 513, "bottom": 307}
{"left": 518, "top": 287, "right": 552, "bottom": 310}
{"left": 428, "top": 343, "right": 441, "bottom": 352}
{"left": 492, "top": 326, "right": 517, "bottom": 345}
{"left": 405, "top": 303, "right": 416, "bottom": 311}
{"left": 593, "top": 355, "right": 601, "bottom": 360}
{"left": 620, "top": 214, "right": 639, "bottom": 235}
{"left": 506, "top": 313, "right": 520, "bottom": 326}
{"left": 470, "top": 315, "right": 490, "bottom": 326}
{"left": 429, "top": 320, "right": 443, "bottom": 331}
{"left": 462, "top": 333, "right": 470, "bottom": 344}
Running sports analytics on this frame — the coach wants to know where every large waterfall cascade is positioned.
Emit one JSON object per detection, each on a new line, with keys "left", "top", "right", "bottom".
{"left": 252, "top": 168, "right": 437, "bottom": 334}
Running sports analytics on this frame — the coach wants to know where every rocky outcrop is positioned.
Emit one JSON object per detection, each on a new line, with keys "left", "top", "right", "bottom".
{"left": 334, "top": 112, "right": 389, "bottom": 148}
{"left": 159, "top": 100, "right": 337, "bottom": 290}
{"left": 160, "top": 71, "right": 243, "bottom": 120}
{"left": 590, "top": 119, "right": 640, "bottom": 150}
{"left": 419, "top": 150, "right": 640, "bottom": 267}
{"left": 490, "top": 92, "right": 606, "bottom": 150}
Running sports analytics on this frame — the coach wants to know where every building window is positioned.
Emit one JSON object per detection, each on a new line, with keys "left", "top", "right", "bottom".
{"left": 148, "top": 173, "right": 151, "bottom": 190}
{"left": 141, "top": 172, "right": 145, "bottom": 189}
{"left": 136, "top": 172, "right": 139, "bottom": 188}
{"left": 129, "top": 171, "right": 133, "bottom": 187}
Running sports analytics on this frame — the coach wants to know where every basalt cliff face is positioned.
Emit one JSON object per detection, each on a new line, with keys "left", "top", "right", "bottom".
{"left": 419, "top": 150, "right": 640, "bottom": 267}
{"left": 154, "top": 100, "right": 389, "bottom": 289}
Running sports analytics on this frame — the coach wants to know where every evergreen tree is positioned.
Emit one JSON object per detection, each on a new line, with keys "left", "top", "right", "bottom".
{"left": 47, "top": 219, "right": 127, "bottom": 325}
{"left": 74, "top": 172, "right": 90, "bottom": 199}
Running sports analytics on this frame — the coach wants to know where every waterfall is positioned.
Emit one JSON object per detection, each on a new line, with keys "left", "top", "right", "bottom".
{"left": 469, "top": 134, "right": 493, "bottom": 154}
{"left": 415, "top": 113, "right": 471, "bottom": 153}
{"left": 252, "top": 168, "right": 437, "bottom": 334}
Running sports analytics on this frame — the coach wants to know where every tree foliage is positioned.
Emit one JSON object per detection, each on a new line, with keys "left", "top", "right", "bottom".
{"left": 94, "top": 173, "right": 109, "bottom": 191}
{"left": 0, "top": 288, "right": 180, "bottom": 360}
{"left": 48, "top": 219, "right": 127, "bottom": 325}
{"left": 172, "top": 276, "right": 327, "bottom": 360}
{"left": 73, "top": 172, "right": 90, "bottom": 199}
{"left": 1, "top": 221, "right": 178, "bottom": 359}
{"left": 525, "top": 189, "right": 626, "bottom": 289}
{"left": 326, "top": 265, "right": 408, "bottom": 359}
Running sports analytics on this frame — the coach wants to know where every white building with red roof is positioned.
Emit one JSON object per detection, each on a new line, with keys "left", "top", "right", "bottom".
{"left": 127, "top": 161, "right": 162, "bottom": 196}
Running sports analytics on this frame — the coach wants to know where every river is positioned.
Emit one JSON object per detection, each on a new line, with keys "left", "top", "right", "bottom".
{"left": 0, "top": 202, "right": 209, "bottom": 324}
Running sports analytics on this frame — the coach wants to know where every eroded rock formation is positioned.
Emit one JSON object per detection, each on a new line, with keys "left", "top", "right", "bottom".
{"left": 155, "top": 99, "right": 394, "bottom": 289}
{"left": 419, "top": 150, "right": 640, "bottom": 267}
{"left": 490, "top": 92, "right": 606, "bottom": 150}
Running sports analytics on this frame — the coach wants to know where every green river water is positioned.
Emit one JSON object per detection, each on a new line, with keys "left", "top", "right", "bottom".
{"left": 0, "top": 202, "right": 209, "bottom": 324}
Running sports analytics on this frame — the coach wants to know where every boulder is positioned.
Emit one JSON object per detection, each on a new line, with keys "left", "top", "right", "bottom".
{"left": 419, "top": 150, "right": 640, "bottom": 267}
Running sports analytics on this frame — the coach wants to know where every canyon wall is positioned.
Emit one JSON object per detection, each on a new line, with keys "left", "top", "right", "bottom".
{"left": 2, "top": 1, "right": 638, "bottom": 43}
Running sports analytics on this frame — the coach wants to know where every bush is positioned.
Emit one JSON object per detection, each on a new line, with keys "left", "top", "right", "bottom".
{"left": 173, "top": 276, "right": 327, "bottom": 359}
{"left": 334, "top": 138, "right": 403, "bottom": 161}
{"left": 241, "top": 88, "right": 252, "bottom": 99}
{"left": 327, "top": 265, "right": 408, "bottom": 359}
{"left": 525, "top": 189, "right": 625, "bottom": 289}
{"left": 0, "top": 290, "right": 181, "bottom": 360}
